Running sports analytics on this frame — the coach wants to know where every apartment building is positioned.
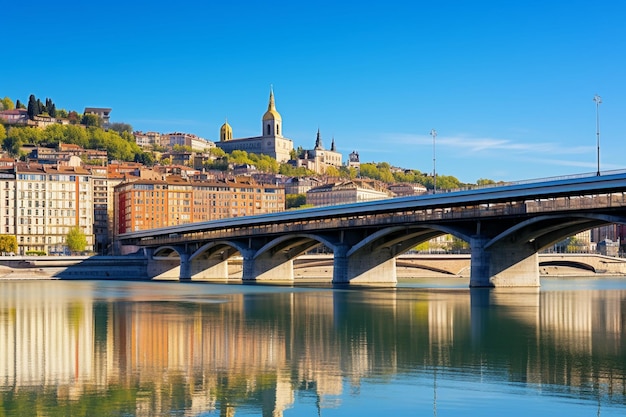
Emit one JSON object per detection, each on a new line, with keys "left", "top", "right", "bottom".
{"left": 114, "top": 176, "right": 285, "bottom": 235}
{"left": 0, "top": 163, "right": 94, "bottom": 255}
{"left": 306, "top": 180, "right": 391, "bottom": 207}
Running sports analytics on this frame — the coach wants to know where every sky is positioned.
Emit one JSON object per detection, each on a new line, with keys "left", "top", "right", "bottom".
{"left": 2, "top": 0, "right": 625, "bottom": 184}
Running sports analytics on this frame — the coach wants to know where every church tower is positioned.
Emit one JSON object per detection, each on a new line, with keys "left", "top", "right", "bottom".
{"left": 262, "top": 87, "right": 282, "bottom": 137}
{"left": 220, "top": 119, "right": 233, "bottom": 141}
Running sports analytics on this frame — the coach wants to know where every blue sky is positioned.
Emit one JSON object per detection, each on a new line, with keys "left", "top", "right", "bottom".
{"left": 2, "top": 0, "right": 625, "bottom": 183}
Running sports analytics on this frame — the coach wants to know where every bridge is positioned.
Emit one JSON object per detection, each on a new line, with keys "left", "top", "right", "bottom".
{"left": 117, "top": 171, "right": 626, "bottom": 287}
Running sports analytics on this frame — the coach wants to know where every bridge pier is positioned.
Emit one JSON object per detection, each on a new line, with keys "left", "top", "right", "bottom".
{"left": 190, "top": 258, "right": 229, "bottom": 280}
{"left": 333, "top": 244, "right": 397, "bottom": 285}
{"left": 470, "top": 236, "right": 540, "bottom": 287}
{"left": 179, "top": 253, "right": 191, "bottom": 280}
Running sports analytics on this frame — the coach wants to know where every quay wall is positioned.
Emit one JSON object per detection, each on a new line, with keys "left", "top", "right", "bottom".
{"left": 0, "top": 254, "right": 623, "bottom": 280}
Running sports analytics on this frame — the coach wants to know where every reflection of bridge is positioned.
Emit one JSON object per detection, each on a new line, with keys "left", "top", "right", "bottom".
{"left": 118, "top": 172, "right": 626, "bottom": 287}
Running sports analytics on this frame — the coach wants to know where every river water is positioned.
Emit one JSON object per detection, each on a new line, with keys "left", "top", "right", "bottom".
{"left": 0, "top": 277, "right": 625, "bottom": 416}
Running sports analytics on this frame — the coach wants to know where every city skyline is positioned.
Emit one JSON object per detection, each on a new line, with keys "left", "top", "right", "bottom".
{"left": 3, "top": 0, "right": 625, "bottom": 183}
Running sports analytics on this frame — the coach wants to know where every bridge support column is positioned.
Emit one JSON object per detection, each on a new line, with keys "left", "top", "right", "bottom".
{"left": 332, "top": 244, "right": 349, "bottom": 283}
{"left": 190, "top": 259, "right": 229, "bottom": 280}
{"left": 241, "top": 249, "right": 257, "bottom": 281}
{"left": 179, "top": 253, "right": 191, "bottom": 281}
{"left": 332, "top": 245, "right": 397, "bottom": 285}
{"left": 470, "top": 236, "right": 540, "bottom": 287}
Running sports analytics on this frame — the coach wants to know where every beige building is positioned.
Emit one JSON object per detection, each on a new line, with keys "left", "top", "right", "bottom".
{"left": 306, "top": 179, "right": 391, "bottom": 207}
{"left": 295, "top": 129, "right": 343, "bottom": 174}
{"left": 0, "top": 163, "right": 95, "bottom": 255}
{"left": 162, "top": 132, "right": 214, "bottom": 151}
{"left": 216, "top": 89, "right": 294, "bottom": 162}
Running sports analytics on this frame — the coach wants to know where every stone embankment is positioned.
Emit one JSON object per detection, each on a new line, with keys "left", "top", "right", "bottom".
{"left": 0, "top": 253, "right": 624, "bottom": 280}
{"left": 0, "top": 255, "right": 149, "bottom": 280}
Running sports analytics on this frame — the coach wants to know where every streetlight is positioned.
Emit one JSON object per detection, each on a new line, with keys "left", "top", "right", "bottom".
{"left": 593, "top": 94, "right": 602, "bottom": 176}
{"left": 430, "top": 129, "right": 437, "bottom": 193}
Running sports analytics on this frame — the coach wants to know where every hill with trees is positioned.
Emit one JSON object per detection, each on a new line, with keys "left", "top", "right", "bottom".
{"left": 1, "top": 93, "right": 498, "bottom": 190}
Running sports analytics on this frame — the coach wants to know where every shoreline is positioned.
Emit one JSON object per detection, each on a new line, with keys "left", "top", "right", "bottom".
{"left": 0, "top": 254, "right": 624, "bottom": 281}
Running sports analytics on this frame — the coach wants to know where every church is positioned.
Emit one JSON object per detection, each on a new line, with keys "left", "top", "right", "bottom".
{"left": 216, "top": 88, "right": 294, "bottom": 162}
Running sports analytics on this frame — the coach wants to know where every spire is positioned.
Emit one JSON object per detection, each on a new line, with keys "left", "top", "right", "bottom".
{"left": 262, "top": 85, "right": 282, "bottom": 123}
{"left": 331, "top": 137, "right": 336, "bottom": 151}
{"left": 267, "top": 85, "right": 275, "bottom": 112}
{"left": 315, "top": 128, "right": 323, "bottom": 150}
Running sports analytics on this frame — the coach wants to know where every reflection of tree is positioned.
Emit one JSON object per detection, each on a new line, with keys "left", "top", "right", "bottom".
{"left": 1, "top": 283, "right": 626, "bottom": 415}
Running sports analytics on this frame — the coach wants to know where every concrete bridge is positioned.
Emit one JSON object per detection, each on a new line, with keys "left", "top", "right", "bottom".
{"left": 117, "top": 171, "right": 626, "bottom": 287}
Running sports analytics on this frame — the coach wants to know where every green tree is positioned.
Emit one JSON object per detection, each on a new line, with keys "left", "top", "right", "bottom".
{"left": 135, "top": 151, "right": 156, "bottom": 166}
{"left": 15, "top": 99, "right": 25, "bottom": 109}
{"left": 81, "top": 113, "right": 101, "bottom": 127}
{"left": 1, "top": 96, "right": 15, "bottom": 110}
{"left": 27, "top": 94, "right": 37, "bottom": 119}
{"left": 209, "top": 147, "right": 226, "bottom": 158}
{"left": 66, "top": 226, "right": 87, "bottom": 253}
{"left": 286, "top": 194, "right": 307, "bottom": 209}
{"left": 56, "top": 108, "right": 69, "bottom": 118}
{"left": 0, "top": 235, "right": 17, "bottom": 254}
{"left": 0, "top": 124, "right": 6, "bottom": 143}
{"left": 324, "top": 166, "right": 341, "bottom": 178}
{"left": 477, "top": 178, "right": 495, "bottom": 186}
{"left": 109, "top": 122, "right": 133, "bottom": 134}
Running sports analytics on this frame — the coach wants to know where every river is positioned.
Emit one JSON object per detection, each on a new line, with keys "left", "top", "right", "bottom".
{"left": 0, "top": 277, "right": 625, "bottom": 416}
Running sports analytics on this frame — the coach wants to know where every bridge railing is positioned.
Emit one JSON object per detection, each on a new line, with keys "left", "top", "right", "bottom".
{"left": 433, "top": 169, "right": 626, "bottom": 195}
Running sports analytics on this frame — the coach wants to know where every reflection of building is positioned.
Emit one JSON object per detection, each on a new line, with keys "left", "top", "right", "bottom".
{"left": 306, "top": 179, "right": 391, "bottom": 207}
{"left": 216, "top": 89, "right": 294, "bottom": 162}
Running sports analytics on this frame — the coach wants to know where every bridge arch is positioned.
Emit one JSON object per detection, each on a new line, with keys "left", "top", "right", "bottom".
{"left": 485, "top": 213, "right": 626, "bottom": 251}
{"left": 346, "top": 224, "right": 471, "bottom": 258}
{"left": 152, "top": 245, "right": 185, "bottom": 258}
{"left": 250, "top": 233, "right": 338, "bottom": 281}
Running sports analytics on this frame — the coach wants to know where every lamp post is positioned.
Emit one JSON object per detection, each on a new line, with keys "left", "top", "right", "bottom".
{"left": 593, "top": 94, "right": 602, "bottom": 176}
{"left": 430, "top": 129, "right": 437, "bottom": 194}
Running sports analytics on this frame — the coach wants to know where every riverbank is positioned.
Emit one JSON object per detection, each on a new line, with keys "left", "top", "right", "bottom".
{"left": 0, "top": 253, "right": 624, "bottom": 280}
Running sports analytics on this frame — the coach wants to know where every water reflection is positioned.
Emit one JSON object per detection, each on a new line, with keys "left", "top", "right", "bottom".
{"left": 0, "top": 280, "right": 625, "bottom": 416}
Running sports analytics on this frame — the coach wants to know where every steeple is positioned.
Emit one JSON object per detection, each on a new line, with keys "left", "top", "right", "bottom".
{"left": 262, "top": 86, "right": 282, "bottom": 137}
{"left": 314, "top": 128, "right": 323, "bottom": 150}
{"left": 220, "top": 118, "right": 232, "bottom": 141}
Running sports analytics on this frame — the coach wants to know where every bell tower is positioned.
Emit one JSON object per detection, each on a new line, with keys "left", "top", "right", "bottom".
{"left": 262, "top": 87, "right": 282, "bottom": 137}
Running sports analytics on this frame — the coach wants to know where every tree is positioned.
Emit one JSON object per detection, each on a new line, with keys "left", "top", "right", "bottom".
{"left": 109, "top": 122, "right": 133, "bottom": 134}
{"left": 27, "top": 94, "right": 37, "bottom": 119}
{"left": 0, "top": 235, "right": 17, "bottom": 254}
{"left": 286, "top": 194, "right": 307, "bottom": 209}
{"left": 66, "top": 226, "right": 87, "bottom": 254}
{"left": 1, "top": 96, "right": 14, "bottom": 110}
{"left": 81, "top": 113, "right": 101, "bottom": 127}
{"left": 15, "top": 99, "right": 25, "bottom": 109}
{"left": 67, "top": 110, "right": 80, "bottom": 124}
{"left": 0, "top": 124, "right": 6, "bottom": 143}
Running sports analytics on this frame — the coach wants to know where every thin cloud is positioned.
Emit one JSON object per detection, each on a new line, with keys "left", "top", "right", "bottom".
{"left": 386, "top": 133, "right": 591, "bottom": 156}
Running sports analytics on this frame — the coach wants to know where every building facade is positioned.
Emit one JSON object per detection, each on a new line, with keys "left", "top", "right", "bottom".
{"left": 294, "top": 129, "right": 343, "bottom": 174}
{"left": 114, "top": 176, "right": 285, "bottom": 235}
{"left": 216, "top": 89, "right": 294, "bottom": 162}
{"left": 0, "top": 163, "right": 95, "bottom": 255}
{"left": 306, "top": 180, "right": 391, "bottom": 207}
